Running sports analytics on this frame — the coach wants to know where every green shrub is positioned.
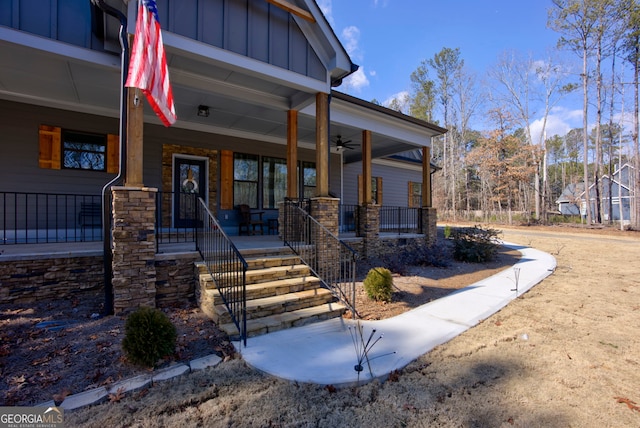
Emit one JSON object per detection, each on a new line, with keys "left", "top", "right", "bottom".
{"left": 450, "top": 225, "right": 501, "bottom": 263}
{"left": 122, "top": 306, "right": 177, "bottom": 368}
{"left": 443, "top": 224, "right": 452, "bottom": 239}
{"left": 363, "top": 267, "right": 393, "bottom": 302}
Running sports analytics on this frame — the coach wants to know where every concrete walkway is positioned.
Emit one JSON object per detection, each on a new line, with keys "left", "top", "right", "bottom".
{"left": 235, "top": 242, "right": 556, "bottom": 387}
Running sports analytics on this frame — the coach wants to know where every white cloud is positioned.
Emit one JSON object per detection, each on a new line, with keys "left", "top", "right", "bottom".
{"left": 341, "top": 26, "right": 362, "bottom": 59}
{"left": 342, "top": 67, "right": 370, "bottom": 93}
{"left": 316, "top": 0, "right": 333, "bottom": 25}
{"left": 382, "top": 91, "right": 410, "bottom": 113}
{"left": 530, "top": 105, "right": 582, "bottom": 144}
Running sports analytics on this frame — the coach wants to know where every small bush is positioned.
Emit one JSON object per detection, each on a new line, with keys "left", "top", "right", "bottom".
{"left": 443, "top": 225, "right": 452, "bottom": 239}
{"left": 122, "top": 306, "right": 177, "bottom": 368}
{"left": 363, "top": 267, "right": 393, "bottom": 302}
{"left": 450, "top": 225, "right": 501, "bottom": 263}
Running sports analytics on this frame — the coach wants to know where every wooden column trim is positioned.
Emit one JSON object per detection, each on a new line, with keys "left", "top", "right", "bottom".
{"left": 287, "top": 109, "right": 298, "bottom": 199}
{"left": 315, "top": 92, "right": 329, "bottom": 197}
{"left": 220, "top": 150, "right": 234, "bottom": 210}
{"left": 422, "top": 146, "right": 432, "bottom": 207}
{"left": 266, "top": 0, "right": 316, "bottom": 22}
{"left": 125, "top": 86, "right": 144, "bottom": 187}
{"left": 362, "top": 129, "right": 372, "bottom": 204}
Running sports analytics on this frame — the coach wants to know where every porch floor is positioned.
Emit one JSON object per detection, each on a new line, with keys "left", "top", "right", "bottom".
{"left": 0, "top": 232, "right": 425, "bottom": 260}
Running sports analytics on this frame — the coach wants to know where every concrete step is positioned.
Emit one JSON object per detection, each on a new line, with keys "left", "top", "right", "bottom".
{"left": 219, "top": 301, "right": 348, "bottom": 339}
{"left": 213, "top": 287, "right": 335, "bottom": 325}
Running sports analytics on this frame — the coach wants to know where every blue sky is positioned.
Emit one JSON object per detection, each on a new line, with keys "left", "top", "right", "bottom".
{"left": 318, "top": 0, "right": 585, "bottom": 140}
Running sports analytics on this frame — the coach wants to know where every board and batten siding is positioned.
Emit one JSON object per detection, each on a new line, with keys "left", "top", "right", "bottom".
{"left": 0, "top": 0, "right": 115, "bottom": 52}
{"left": 342, "top": 161, "right": 423, "bottom": 207}
{"left": 1, "top": 0, "right": 326, "bottom": 81}
{"left": 160, "top": 0, "right": 325, "bottom": 81}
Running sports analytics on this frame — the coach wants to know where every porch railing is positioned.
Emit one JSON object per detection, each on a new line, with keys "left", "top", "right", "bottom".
{"left": 0, "top": 191, "right": 200, "bottom": 246}
{"left": 283, "top": 199, "right": 358, "bottom": 317}
{"left": 155, "top": 191, "right": 198, "bottom": 246}
{"left": 196, "top": 197, "right": 247, "bottom": 346}
{"left": 339, "top": 204, "right": 358, "bottom": 233}
{"left": 0, "top": 191, "right": 102, "bottom": 244}
{"left": 378, "top": 206, "right": 422, "bottom": 234}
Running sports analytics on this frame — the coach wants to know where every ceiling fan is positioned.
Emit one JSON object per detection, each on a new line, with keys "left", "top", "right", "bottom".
{"left": 333, "top": 135, "right": 359, "bottom": 151}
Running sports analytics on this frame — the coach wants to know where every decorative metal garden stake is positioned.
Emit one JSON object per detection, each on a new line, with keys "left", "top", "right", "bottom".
{"left": 348, "top": 321, "right": 395, "bottom": 383}
{"left": 511, "top": 267, "right": 521, "bottom": 296}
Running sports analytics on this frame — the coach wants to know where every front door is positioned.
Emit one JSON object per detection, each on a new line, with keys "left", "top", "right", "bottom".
{"left": 173, "top": 156, "right": 207, "bottom": 227}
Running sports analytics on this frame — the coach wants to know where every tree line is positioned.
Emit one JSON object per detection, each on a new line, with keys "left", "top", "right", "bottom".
{"left": 379, "top": 0, "right": 640, "bottom": 229}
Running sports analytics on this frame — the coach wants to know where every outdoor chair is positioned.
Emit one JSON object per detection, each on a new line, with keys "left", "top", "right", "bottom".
{"left": 237, "top": 204, "right": 265, "bottom": 235}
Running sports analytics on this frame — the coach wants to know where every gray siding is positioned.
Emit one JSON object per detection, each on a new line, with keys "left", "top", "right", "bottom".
{"left": 0, "top": 99, "right": 323, "bottom": 200}
{"left": 0, "top": 100, "right": 120, "bottom": 195}
{"left": 3, "top": 0, "right": 326, "bottom": 81}
{"left": 160, "top": 0, "right": 325, "bottom": 81}
{"left": 343, "top": 162, "right": 422, "bottom": 207}
{"left": 1, "top": 0, "right": 106, "bottom": 51}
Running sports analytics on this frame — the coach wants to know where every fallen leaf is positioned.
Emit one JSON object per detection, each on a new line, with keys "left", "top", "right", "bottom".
{"left": 53, "top": 388, "right": 71, "bottom": 406}
{"left": 109, "top": 387, "right": 126, "bottom": 403}
{"left": 388, "top": 369, "right": 401, "bottom": 382}
{"left": 614, "top": 396, "right": 640, "bottom": 412}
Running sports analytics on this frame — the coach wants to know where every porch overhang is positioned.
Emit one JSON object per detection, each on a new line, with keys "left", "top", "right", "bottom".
{"left": 0, "top": 1, "right": 444, "bottom": 161}
{"left": 300, "top": 91, "right": 448, "bottom": 163}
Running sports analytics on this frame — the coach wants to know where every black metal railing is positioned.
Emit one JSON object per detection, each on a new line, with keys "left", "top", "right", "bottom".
{"left": 339, "top": 204, "right": 358, "bottom": 233}
{"left": 378, "top": 206, "right": 422, "bottom": 234}
{"left": 0, "top": 191, "right": 103, "bottom": 244}
{"left": 155, "top": 191, "right": 198, "bottom": 246}
{"left": 283, "top": 199, "right": 357, "bottom": 317}
{"left": 196, "top": 198, "right": 248, "bottom": 346}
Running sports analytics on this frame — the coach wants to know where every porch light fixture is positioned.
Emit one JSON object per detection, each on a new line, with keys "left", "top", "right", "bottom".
{"left": 197, "top": 105, "right": 210, "bottom": 117}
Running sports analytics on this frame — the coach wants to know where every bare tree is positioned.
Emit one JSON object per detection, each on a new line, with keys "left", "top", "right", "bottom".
{"left": 549, "top": 0, "right": 600, "bottom": 224}
{"left": 489, "top": 50, "right": 575, "bottom": 221}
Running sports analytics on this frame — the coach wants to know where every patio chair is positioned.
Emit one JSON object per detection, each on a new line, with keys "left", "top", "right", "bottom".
{"left": 237, "top": 204, "right": 265, "bottom": 235}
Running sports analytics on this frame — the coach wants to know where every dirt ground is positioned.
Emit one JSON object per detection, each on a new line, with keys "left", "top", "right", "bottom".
{"left": 0, "top": 229, "right": 510, "bottom": 408}
{"left": 4, "top": 224, "right": 640, "bottom": 427}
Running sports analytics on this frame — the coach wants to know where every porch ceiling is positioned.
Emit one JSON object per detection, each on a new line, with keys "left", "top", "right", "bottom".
{"left": 0, "top": 26, "right": 445, "bottom": 161}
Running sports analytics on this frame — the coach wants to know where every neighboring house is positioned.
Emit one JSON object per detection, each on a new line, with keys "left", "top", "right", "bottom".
{"left": 0, "top": 0, "right": 446, "bottom": 316}
{"left": 555, "top": 164, "right": 634, "bottom": 222}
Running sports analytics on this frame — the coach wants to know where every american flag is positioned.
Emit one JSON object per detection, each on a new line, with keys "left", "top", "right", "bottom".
{"left": 125, "top": 0, "right": 177, "bottom": 127}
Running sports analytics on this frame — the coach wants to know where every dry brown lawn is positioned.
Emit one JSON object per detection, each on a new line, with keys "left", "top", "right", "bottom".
{"left": 63, "top": 225, "right": 640, "bottom": 427}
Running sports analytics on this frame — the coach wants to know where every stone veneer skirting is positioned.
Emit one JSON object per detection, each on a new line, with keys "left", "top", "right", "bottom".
{"left": 0, "top": 252, "right": 199, "bottom": 307}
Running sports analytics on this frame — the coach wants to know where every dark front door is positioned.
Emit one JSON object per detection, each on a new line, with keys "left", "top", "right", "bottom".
{"left": 173, "top": 157, "right": 207, "bottom": 228}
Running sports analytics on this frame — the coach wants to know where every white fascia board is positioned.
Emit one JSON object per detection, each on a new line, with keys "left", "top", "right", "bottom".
{"left": 300, "top": 100, "right": 432, "bottom": 147}
{"left": 372, "top": 158, "right": 423, "bottom": 172}
{"left": 0, "top": 89, "right": 120, "bottom": 119}
{"left": 294, "top": 0, "right": 353, "bottom": 79}
{"left": 0, "top": 27, "right": 121, "bottom": 68}
{"left": 163, "top": 32, "right": 330, "bottom": 96}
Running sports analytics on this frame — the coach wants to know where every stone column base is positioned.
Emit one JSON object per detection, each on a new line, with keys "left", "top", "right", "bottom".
{"left": 310, "top": 197, "right": 339, "bottom": 236}
{"left": 421, "top": 207, "right": 438, "bottom": 246}
{"left": 357, "top": 203, "right": 380, "bottom": 258}
{"left": 111, "top": 186, "right": 158, "bottom": 314}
